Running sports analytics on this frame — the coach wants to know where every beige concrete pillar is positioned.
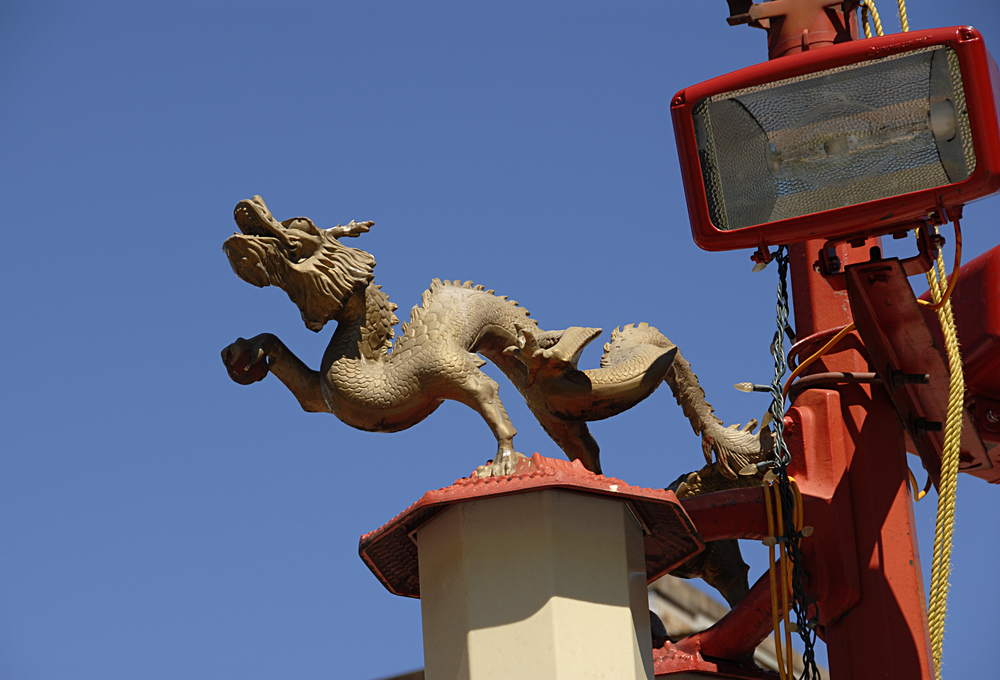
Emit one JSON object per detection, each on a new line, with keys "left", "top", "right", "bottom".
{"left": 416, "top": 489, "right": 653, "bottom": 680}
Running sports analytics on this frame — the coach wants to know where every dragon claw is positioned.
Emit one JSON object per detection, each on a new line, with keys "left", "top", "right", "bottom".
{"left": 222, "top": 337, "right": 270, "bottom": 385}
{"left": 474, "top": 448, "right": 527, "bottom": 478}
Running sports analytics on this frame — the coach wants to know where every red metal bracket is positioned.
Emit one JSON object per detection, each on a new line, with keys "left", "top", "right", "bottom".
{"left": 845, "top": 257, "right": 992, "bottom": 485}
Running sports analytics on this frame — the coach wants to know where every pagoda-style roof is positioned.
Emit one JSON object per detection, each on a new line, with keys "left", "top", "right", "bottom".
{"left": 359, "top": 453, "right": 705, "bottom": 598}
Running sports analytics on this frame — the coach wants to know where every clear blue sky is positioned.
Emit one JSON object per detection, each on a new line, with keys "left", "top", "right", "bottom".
{"left": 2, "top": 2, "right": 998, "bottom": 678}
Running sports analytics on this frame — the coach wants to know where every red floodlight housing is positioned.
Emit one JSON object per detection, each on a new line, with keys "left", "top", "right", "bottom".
{"left": 672, "top": 26, "right": 1000, "bottom": 253}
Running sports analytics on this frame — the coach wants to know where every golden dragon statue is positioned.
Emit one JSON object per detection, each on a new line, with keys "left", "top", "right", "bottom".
{"left": 221, "top": 195, "right": 773, "bottom": 604}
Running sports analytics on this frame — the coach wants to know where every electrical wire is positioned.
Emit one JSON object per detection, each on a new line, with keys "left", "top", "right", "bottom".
{"left": 908, "top": 467, "right": 929, "bottom": 502}
{"left": 775, "top": 485, "right": 793, "bottom": 680}
{"left": 782, "top": 323, "right": 857, "bottom": 399}
{"left": 789, "top": 477, "right": 805, "bottom": 534}
{"left": 763, "top": 476, "right": 788, "bottom": 680}
{"left": 763, "top": 474, "right": 811, "bottom": 679}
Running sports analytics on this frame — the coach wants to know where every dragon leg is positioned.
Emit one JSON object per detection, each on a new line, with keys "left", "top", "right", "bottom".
{"left": 221, "top": 333, "right": 329, "bottom": 413}
{"left": 528, "top": 410, "right": 603, "bottom": 474}
{"left": 450, "top": 367, "right": 525, "bottom": 477}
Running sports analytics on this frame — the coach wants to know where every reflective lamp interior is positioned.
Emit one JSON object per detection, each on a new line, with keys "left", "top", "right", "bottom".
{"left": 694, "top": 47, "right": 977, "bottom": 231}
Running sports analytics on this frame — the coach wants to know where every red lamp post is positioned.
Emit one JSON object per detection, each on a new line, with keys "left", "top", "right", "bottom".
{"left": 663, "top": 3, "right": 1000, "bottom": 679}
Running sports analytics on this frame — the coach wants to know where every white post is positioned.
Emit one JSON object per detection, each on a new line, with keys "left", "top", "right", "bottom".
{"left": 416, "top": 489, "right": 654, "bottom": 680}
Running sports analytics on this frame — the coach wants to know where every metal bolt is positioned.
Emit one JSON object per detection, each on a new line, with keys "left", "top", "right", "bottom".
{"left": 891, "top": 370, "right": 930, "bottom": 391}
{"left": 912, "top": 417, "right": 943, "bottom": 437}
{"left": 988, "top": 410, "right": 999, "bottom": 424}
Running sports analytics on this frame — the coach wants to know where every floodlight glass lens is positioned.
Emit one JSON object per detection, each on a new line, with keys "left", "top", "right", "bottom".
{"left": 694, "top": 47, "right": 976, "bottom": 231}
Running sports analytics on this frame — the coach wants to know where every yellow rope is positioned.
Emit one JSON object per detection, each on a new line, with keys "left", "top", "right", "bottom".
{"left": 867, "top": 1, "right": 970, "bottom": 669}
{"left": 921, "top": 225, "right": 965, "bottom": 679}
{"left": 854, "top": 3, "right": 972, "bottom": 672}
{"left": 860, "top": 0, "right": 909, "bottom": 38}
{"left": 918, "top": 221, "right": 963, "bottom": 311}
{"left": 861, "top": 0, "right": 884, "bottom": 38}
{"left": 861, "top": 4, "right": 967, "bottom": 674}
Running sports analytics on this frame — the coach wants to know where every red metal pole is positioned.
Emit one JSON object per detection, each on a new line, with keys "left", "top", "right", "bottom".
{"left": 787, "top": 238, "right": 934, "bottom": 678}
{"left": 751, "top": 5, "right": 934, "bottom": 674}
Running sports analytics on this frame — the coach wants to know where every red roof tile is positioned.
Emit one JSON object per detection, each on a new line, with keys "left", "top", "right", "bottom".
{"left": 359, "top": 453, "right": 705, "bottom": 598}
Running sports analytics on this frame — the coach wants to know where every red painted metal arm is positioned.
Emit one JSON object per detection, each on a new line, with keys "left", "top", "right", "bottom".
{"left": 680, "top": 487, "right": 769, "bottom": 541}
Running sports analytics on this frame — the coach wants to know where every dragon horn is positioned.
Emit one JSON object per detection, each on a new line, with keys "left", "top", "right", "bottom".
{"left": 503, "top": 326, "right": 543, "bottom": 387}
{"left": 328, "top": 220, "right": 374, "bottom": 239}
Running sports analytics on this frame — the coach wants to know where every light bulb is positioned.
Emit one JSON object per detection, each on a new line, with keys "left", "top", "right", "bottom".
{"left": 765, "top": 98, "right": 957, "bottom": 188}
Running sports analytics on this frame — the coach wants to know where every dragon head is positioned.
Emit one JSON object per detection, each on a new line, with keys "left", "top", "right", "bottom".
{"left": 224, "top": 196, "right": 376, "bottom": 332}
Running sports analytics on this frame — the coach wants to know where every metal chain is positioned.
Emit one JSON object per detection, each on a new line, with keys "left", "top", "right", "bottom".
{"left": 767, "top": 246, "right": 822, "bottom": 679}
{"left": 767, "top": 247, "right": 791, "bottom": 467}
